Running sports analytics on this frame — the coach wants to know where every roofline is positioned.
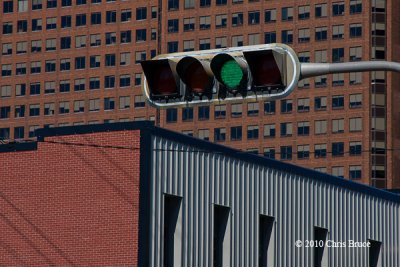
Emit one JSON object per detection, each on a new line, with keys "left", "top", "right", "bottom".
{"left": 31, "top": 121, "right": 400, "bottom": 204}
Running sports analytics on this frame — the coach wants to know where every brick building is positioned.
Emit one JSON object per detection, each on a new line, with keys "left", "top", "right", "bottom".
{"left": 0, "top": 122, "right": 399, "bottom": 266}
{"left": 0, "top": 0, "right": 399, "bottom": 188}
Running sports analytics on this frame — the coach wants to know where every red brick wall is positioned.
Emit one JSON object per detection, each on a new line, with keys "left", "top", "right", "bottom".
{"left": 0, "top": 130, "right": 141, "bottom": 266}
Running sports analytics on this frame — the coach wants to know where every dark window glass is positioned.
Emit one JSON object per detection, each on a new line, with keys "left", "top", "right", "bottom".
{"left": 136, "top": 7, "right": 147, "bottom": 20}
{"left": 168, "top": 19, "right": 179, "bottom": 33}
{"left": 106, "top": 10, "right": 117, "bottom": 23}
{"left": 136, "top": 29, "right": 147, "bottom": 41}
{"left": 230, "top": 126, "right": 242, "bottom": 141}
{"left": 264, "top": 32, "right": 276, "bottom": 44}
{"left": 182, "top": 107, "right": 193, "bottom": 121}
{"left": 61, "top": 16, "right": 72, "bottom": 28}
{"left": 75, "top": 57, "right": 86, "bottom": 69}
{"left": 91, "top": 13, "right": 101, "bottom": 25}
{"left": 61, "top": 37, "right": 71, "bottom": 49}
{"left": 166, "top": 108, "right": 177, "bottom": 122}
{"left": 332, "top": 142, "right": 344, "bottom": 156}
{"left": 76, "top": 14, "right": 87, "bottom": 27}
{"left": 168, "top": 0, "right": 179, "bottom": 10}
{"left": 280, "top": 146, "right": 292, "bottom": 160}
{"left": 3, "top": 1, "right": 13, "bottom": 13}
{"left": 198, "top": 106, "right": 210, "bottom": 120}
{"left": 47, "top": 0, "right": 57, "bottom": 8}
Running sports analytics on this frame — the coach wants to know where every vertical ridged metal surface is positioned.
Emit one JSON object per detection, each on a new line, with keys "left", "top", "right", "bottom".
{"left": 148, "top": 136, "right": 400, "bottom": 266}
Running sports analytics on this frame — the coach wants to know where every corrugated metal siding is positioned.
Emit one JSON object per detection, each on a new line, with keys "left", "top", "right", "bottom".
{"left": 149, "top": 136, "right": 400, "bottom": 267}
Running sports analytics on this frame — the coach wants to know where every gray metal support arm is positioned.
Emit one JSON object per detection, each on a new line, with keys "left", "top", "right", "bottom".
{"left": 300, "top": 61, "right": 400, "bottom": 80}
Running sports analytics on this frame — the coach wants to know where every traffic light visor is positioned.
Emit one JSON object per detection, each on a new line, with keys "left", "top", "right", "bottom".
{"left": 176, "top": 56, "right": 214, "bottom": 96}
{"left": 140, "top": 59, "right": 180, "bottom": 99}
{"left": 243, "top": 50, "right": 285, "bottom": 89}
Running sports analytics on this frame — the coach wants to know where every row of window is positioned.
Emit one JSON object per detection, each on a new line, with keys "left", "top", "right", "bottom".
{"left": 176, "top": 119, "right": 364, "bottom": 144}
{"left": 3, "top": 0, "right": 139, "bottom": 13}
{"left": 1, "top": 52, "right": 150, "bottom": 77}
{"left": 0, "top": 96, "right": 146, "bottom": 120}
{"left": 164, "top": 96, "right": 363, "bottom": 122}
{"left": 167, "top": 0, "right": 364, "bottom": 17}
{"left": 0, "top": 76, "right": 142, "bottom": 98}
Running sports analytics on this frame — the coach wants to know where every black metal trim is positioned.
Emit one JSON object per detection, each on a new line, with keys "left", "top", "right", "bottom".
{"left": 0, "top": 142, "right": 37, "bottom": 153}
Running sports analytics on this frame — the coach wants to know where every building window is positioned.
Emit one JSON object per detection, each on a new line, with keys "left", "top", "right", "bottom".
{"left": 2, "top": 64, "right": 12, "bottom": 77}
{"left": 16, "top": 84, "right": 26, "bottom": 96}
{"left": 74, "top": 79, "right": 85, "bottom": 91}
{"left": 315, "top": 120, "right": 327, "bottom": 134}
{"left": 297, "top": 98, "right": 310, "bottom": 112}
{"left": 350, "top": 141, "right": 362, "bottom": 156}
{"left": 75, "top": 35, "right": 86, "bottom": 48}
{"left": 0, "top": 106, "right": 11, "bottom": 119}
{"left": 59, "top": 101, "right": 70, "bottom": 114}
{"left": 332, "top": 119, "right": 344, "bottom": 133}
{"left": 62, "top": 0, "right": 72, "bottom": 6}
{"left": 297, "top": 121, "right": 310, "bottom": 136}
{"left": 133, "top": 95, "right": 145, "bottom": 108}
{"left": 15, "top": 105, "right": 25, "bottom": 118}
{"left": 281, "top": 7, "right": 293, "bottom": 21}
{"left": 281, "top": 30, "right": 293, "bottom": 44}
{"left": 105, "top": 54, "right": 116, "bottom": 67}
{"left": 198, "top": 129, "right": 210, "bottom": 140}
{"left": 168, "top": 0, "right": 179, "bottom": 10}
{"left": 1, "top": 85, "right": 11, "bottom": 98}
{"left": 121, "top": 30, "right": 132, "bottom": 43}
{"left": 60, "top": 80, "right": 71, "bottom": 92}
{"left": 349, "top": 166, "right": 362, "bottom": 179}
{"left": 315, "top": 3, "right": 327, "bottom": 17}
{"left": 30, "top": 83, "right": 41, "bottom": 95}
{"left": 214, "top": 105, "right": 226, "bottom": 119}
{"left": 200, "top": 16, "right": 211, "bottom": 30}
{"left": 61, "top": 37, "right": 71, "bottom": 49}
{"left": 18, "top": 0, "right": 28, "bottom": 11}
{"left": 198, "top": 106, "right": 210, "bottom": 120}
{"left": 91, "top": 12, "right": 101, "bottom": 25}
{"left": 16, "top": 63, "right": 27, "bottom": 75}
{"left": 29, "top": 104, "right": 40, "bottom": 116}
{"left": 32, "top": 0, "right": 43, "bottom": 10}
{"left": 350, "top": 94, "right": 362, "bottom": 108}
{"left": 264, "top": 32, "right": 276, "bottom": 44}
{"left": 263, "top": 148, "right": 275, "bottom": 159}
{"left": 121, "top": 9, "right": 132, "bottom": 22}
{"left": 167, "top": 42, "right": 178, "bottom": 53}
{"left": 17, "top": 20, "right": 28, "bottom": 32}
{"left": 75, "top": 57, "right": 86, "bottom": 69}
{"left": 0, "top": 128, "right": 10, "bottom": 140}
{"left": 73, "top": 100, "right": 85, "bottom": 113}
{"left": 298, "top": 5, "right": 310, "bottom": 19}
{"left": 168, "top": 19, "right": 179, "bottom": 33}
{"left": 135, "top": 51, "right": 146, "bottom": 63}
{"left": 349, "top": 117, "right": 362, "bottom": 132}
{"left": 44, "top": 81, "right": 55, "bottom": 94}
{"left": 232, "top": 36, "right": 243, "bottom": 47}
{"left": 350, "top": 72, "right": 362, "bottom": 85}
{"left": 118, "top": 96, "right": 130, "bottom": 110}
{"left": 2, "top": 43, "right": 12, "bottom": 55}
{"left": 60, "top": 59, "right": 71, "bottom": 71}
{"left": 280, "top": 122, "right": 292, "bottom": 137}
{"left": 332, "top": 142, "right": 344, "bottom": 157}
{"left": 247, "top": 102, "right": 259, "bottom": 116}
{"left": 350, "top": 47, "right": 362, "bottom": 61}
{"left": 89, "top": 99, "right": 100, "bottom": 112}
{"left": 332, "top": 95, "right": 344, "bottom": 109}
{"left": 280, "top": 146, "right": 292, "bottom": 160}
{"left": 214, "top": 128, "right": 226, "bottom": 142}
{"left": 32, "top": 18, "right": 42, "bottom": 31}
{"left": 3, "top": 22, "right": 13, "bottom": 34}
{"left": 104, "top": 75, "right": 115, "bottom": 89}
{"left": 232, "top": 12, "right": 243, "bottom": 27}
{"left": 332, "top": 2, "right": 345, "bottom": 16}
{"left": 183, "top": 40, "right": 194, "bottom": 52}
{"left": 90, "top": 55, "right": 101, "bottom": 68}
{"left": 120, "top": 74, "right": 131, "bottom": 87}
{"left": 230, "top": 126, "right": 242, "bottom": 141}
{"left": 181, "top": 107, "right": 193, "bottom": 121}
{"left": 297, "top": 145, "right": 310, "bottom": 159}
{"left": 134, "top": 74, "right": 141, "bottom": 86}
{"left": 264, "top": 101, "right": 275, "bottom": 114}
{"left": 3, "top": 1, "right": 13, "bottom": 13}
{"left": 216, "top": 0, "right": 227, "bottom": 5}
{"left": 332, "top": 166, "right": 344, "bottom": 178}
{"left": 264, "top": 124, "right": 276, "bottom": 138}
{"left": 350, "top": 23, "right": 362, "bottom": 37}
{"left": 136, "top": 7, "right": 147, "bottom": 20}
{"left": 231, "top": 103, "right": 242, "bottom": 117}
{"left": 315, "top": 27, "right": 328, "bottom": 41}
{"left": 90, "top": 34, "right": 101, "bottom": 47}
{"left": 248, "top": 11, "right": 260, "bottom": 25}
{"left": 298, "top": 29, "right": 310, "bottom": 43}
{"left": 104, "top": 97, "right": 115, "bottom": 110}
{"left": 281, "top": 99, "right": 292, "bottom": 113}
{"left": 332, "top": 73, "right": 344, "bottom": 86}
{"left": 14, "top": 126, "right": 25, "bottom": 139}
{"left": 166, "top": 108, "right": 177, "bottom": 123}
{"left": 106, "top": 10, "right": 116, "bottom": 23}
{"left": 247, "top": 125, "right": 259, "bottom": 140}
{"left": 332, "top": 25, "right": 344, "bottom": 39}
{"left": 350, "top": 0, "right": 362, "bottom": 14}
{"left": 265, "top": 9, "right": 276, "bottom": 23}
{"left": 314, "top": 96, "right": 327, "bottom": 110}
{"left": 215, "top": 37, "right": 227, "bottom": 48}
{"left": 76, "top": 14, "right": 87, "bottom": 27}
{"left": 184, "top": 17, "right": 195, "bottom": 31}
{"left": 314, "top": 144, "right": 327, "bottom": 158}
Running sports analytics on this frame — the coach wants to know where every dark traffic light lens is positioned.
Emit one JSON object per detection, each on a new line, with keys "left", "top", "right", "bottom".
{"left": 220, "top": 60, "right": 243, "bottom": 89}
{"left": 140, "top": 59, "right": 180, "bottom": 98}
{"left": 185, "top": 61, "right": 211, "bottom": 94}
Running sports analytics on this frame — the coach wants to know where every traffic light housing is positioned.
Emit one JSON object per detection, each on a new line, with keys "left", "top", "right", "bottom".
{"left": 141, "top": 44, "right": 300, "bottom": 108}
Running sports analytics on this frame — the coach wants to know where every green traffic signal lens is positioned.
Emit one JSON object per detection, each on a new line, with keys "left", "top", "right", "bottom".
{"left": 220, "top": 60, "right": 243, "bottom": 89}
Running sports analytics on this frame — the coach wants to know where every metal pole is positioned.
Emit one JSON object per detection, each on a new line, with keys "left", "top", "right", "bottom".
{"left": 300, "top": 61, "right": 400, "bottom": 79}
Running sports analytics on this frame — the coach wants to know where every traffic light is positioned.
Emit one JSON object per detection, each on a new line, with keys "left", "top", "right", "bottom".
{"left": 141, "top": 43, "right": 300, "bottom": 108}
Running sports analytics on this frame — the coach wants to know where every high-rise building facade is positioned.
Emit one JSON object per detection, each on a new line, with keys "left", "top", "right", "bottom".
{"left": 0, "top": 0, "right": 399, "bottom": 189}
